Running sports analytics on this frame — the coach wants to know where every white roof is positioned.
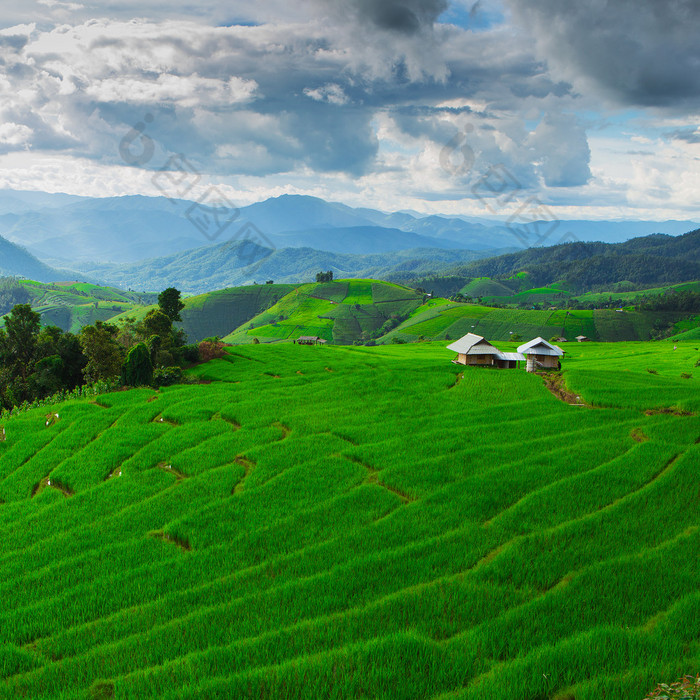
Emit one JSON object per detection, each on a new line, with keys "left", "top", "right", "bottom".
{"left": 446, "top": 333, "right": 501, "bottom": 355}
{"left": 517, "top": 337, "right": 564, "bottom": 357}
{"left": 497, "top": 352, "right": 525, "bottom": 362}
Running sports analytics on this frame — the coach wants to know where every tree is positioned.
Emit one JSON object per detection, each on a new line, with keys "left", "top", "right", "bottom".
{"left": 157, "top": 287, "right": 185, "bottom": 322}
{"left": 315, "top": 271, "right": 334, "bottom": 283}
{"left": 122, "top": 342, "right": 153, "bottom": 387}
{"left": 3, "top": 304, "right": 40, "bottom": 381}
{"left": 143, "top": 310, "right": 173, "bottom": 351}
{"left": 79, "top": 321, "right": 124, "bottom": 383}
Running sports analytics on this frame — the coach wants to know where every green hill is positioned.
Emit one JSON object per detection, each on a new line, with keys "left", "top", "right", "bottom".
{"left": 110, "top": 284, "right": 300, "bottom": 343}
{"left": 0, "top": 280, "right": 156, "bottom": 333}
{"left": 224, "top": 279, "right": 424, "bottom": 344}
{"left": 383, "top": 302, "right": 699, "bottom": 343}
{"left": 0, "top": 340, "right": 698, "bottom": 699}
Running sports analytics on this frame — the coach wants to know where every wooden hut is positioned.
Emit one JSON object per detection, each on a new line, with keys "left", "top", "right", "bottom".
{"left": 575, "top": 335, "right": 591, "bottom": 342}
{"left": 447, "top": 333, "right": 524, "bottom": 368}
{"left": 297, "top": 336, "right": 325, "bottom": 345}
{"left": 517, "top": 337, "right": 564, "bottom": 372}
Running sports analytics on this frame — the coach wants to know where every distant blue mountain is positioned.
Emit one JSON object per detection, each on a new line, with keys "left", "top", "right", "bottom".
{"left": 0, "top": 190, "right": 696, "bottom": 268}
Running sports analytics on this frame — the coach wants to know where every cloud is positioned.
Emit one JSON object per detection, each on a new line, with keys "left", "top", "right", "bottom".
{"left": 86, "top": 74, "right": 258, "bottom": 107}
{"left": 0, "top": 122, "right": 33, "bottom": 145}
{"left": 529, "top": 113, "right": 591, "bottom": 187}
{"left": 318, "top": 0, "right": 448, "bottom": 34}
{"left": 506, "top": 0, "right": 700, "bottom": 108}
{"left": 666, "top": 127, "right": 700, "bottom": 145}
{"left": 303, "top": 83, "right": 348, "bottom": 105}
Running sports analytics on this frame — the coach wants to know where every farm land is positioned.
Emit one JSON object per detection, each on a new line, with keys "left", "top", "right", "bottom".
{"left": 0, "top": 339, "right": 698, "bottom": 699}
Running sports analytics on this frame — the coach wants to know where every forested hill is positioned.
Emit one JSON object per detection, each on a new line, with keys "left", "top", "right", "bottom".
{"left": 417, "top": 228, "right": 700, "bottom": 292}
{"left": 0, "top": 234, "right": 69, "bottom": 282}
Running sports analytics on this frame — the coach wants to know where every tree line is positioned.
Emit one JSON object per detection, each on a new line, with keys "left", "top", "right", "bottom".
{"left": 0, "top": 288, "right": 220, "bottom": 411}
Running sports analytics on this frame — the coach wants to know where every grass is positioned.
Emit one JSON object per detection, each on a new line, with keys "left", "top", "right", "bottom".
{"left": 0, "top": 339, "right": 698, "bottom": 698}
{"left": 224, "top": 279, "right": 424, "bottom": 345}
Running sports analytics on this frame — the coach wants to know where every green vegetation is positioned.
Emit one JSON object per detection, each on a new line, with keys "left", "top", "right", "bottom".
{"left": 383, "top": 302, "right": 700, "bottom": 343}
{"left": 0, "top": 279, "right": 157, "bottom": 334}
{"left": 111, "top": 283, "right": 299, "bottom": 343}
{"left": 224, "top": 279, "right": 424, "bottom": 345}
{"left": 0, "top": 339, "right": 697, "bottom": 698}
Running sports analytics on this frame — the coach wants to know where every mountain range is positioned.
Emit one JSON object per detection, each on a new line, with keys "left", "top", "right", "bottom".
{"left": 0, "top": 190, "right": 696, "bottom": 265}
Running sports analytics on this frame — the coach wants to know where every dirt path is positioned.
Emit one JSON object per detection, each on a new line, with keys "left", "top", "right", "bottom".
{"left": 538, "top": 372, "right": 589, "bottom": 406}
{"left": 232, "top": 455, "right": 256, "bottom": 494}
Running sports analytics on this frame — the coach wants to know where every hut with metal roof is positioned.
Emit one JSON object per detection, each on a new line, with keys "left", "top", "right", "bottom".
{"left": 517, "top": 337, "right": 564, "bottom": 372}
{"left": 446, "top": 333, "right": 524, "bottom": 369}
{"left": 296, "top": 336, "right": 326, "bottom": 345}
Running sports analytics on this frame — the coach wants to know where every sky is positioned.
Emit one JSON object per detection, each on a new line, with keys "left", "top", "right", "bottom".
{"left": 0, "top": 0, "right": 698, "bottom": 221}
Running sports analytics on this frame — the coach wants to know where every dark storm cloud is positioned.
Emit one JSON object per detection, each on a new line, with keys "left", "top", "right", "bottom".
{"left": 349, "top": 0, "right": 448, "bottom": 34}
{"left": 506, "top": 0, "right": 700, "bottom": 107}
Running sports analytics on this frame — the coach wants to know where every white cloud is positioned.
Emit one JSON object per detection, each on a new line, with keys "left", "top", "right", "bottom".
{"left": 303, "top": 83, "right": 348, "bottom": 105}
{"left": 0, "top": 122, "right": 33, "bottom": 145}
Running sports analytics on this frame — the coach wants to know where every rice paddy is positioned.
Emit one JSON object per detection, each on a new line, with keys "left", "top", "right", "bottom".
{"left": 0, "top": 340, "right": 698, "bottom": 699}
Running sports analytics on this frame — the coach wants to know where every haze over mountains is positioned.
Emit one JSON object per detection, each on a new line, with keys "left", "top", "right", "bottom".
{"left": 0, "top": 189, "right": 697, "bottom": 293}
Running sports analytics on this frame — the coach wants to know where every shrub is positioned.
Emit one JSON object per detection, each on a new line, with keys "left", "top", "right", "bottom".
{"left": 122, "top": 343, "right": 153, "bottom": 387}
{"left": 680, "top": 372, "right": 692, "bottom": 379}
{"left": 643, "top": 674, "right": 700, "bottom": 700}
{"left": 180, "top": 344, "right": 200, "bottom": 363}
{"left": 252, "top": 337, "right": 260, "bottom": 344}
{"left": 647, "top": 368, "right": 658, "bottom": 375}
{"left": 152, "top": 366, "right": 183, "bottom": 387}
{"left": 198, "top": 340, "right": 226, "bottom": 362}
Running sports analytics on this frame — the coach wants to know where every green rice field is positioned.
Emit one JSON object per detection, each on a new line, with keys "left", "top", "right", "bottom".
{"left": 0, "top": 340, "right": 698, "bottom": 698}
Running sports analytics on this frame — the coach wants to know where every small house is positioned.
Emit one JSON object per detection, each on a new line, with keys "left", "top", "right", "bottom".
{"left": 517, "top": 337, "right": 564, "bottom": 372}
{"left": 575, "top": 335, "right": 591, "bottom": 342}
{"left": 555, "top": 336, "right": 567, "bottom": 343}
{"left": 447, "top": 333, "right": 524, "bottom": 369}
{"left": 297, "top": 336, "right": 324, "bottom": 345}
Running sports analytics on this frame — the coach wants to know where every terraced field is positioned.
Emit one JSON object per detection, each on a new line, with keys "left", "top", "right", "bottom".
{"left": 224, "top": 279, "right": 424, "bottom": 344}
{"left": 1, "top": 281, "right": 155, "bottom": 333}
{"left": 387, "top": 303, "right": 699, "bottom": 343}
{"left": 0, "top": 341, "right": 698, "bottom": 698}
{"left": 110, "top": 284, "right": 299, "bottom": 343}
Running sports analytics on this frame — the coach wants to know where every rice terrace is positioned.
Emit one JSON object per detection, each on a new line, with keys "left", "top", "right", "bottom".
{"left": 2, "top": 1, "right": 700, "bottom": 697}
{"left": 0, "top": 333, "right": 698, "bottom": 699}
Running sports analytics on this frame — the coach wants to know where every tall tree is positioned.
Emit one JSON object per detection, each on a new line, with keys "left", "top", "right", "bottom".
{"left": 3, "top": 304, "right": 40, "bottom": 381}
{"left": 79, "top": 321, "right": 124, "bottom": 383}
{"left": 158, "top": 287, "right": 185, "bottom": 323}
{"left": 122, "top": 342, "right": 153, "bottom": 387}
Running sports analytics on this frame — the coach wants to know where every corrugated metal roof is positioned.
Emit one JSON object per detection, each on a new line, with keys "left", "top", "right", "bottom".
{"left": 446, "top": 333, "right": 498, "bottom": 354}
{"left": 517, "top": 337, "right": 564, "bottom": 356}
{"left": 497, "top": 352, "right": 525, "bottom": 362}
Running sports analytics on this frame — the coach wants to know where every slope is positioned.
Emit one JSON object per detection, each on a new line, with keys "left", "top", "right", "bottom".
{"left": 0, "top": 281, "right": 157, "bottom": 333}
{"left": 0, "top": 341, "right": 697, "bottom": 700}
{"left": 384, "top": 302, "right": 699, "bottom": 343}
{"left": 401, "top": 228, "right": 700, "bottom": 295}
{"left": 0, "top": 235, "right": 73, "bottom": 283}
{"left": 111, "top": 284, "right": 300, "bottom": 343}
{"left": 76, "top": 241, "right": 489, "bottom": 295}
{"left": 224, "top": 279, "right": 424, "bottom": 345}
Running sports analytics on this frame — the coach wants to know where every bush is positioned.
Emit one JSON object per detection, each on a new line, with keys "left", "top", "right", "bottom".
{"left": 122, "top": 343, "right": 153, "bottom": 387}
{"left": 180, "top": 344, "right": 200, "bottom": 363}
{"left": 152, "top": 366, "right": 183, "bottom": 387}
{"left": 681, "top": 372, "right": 692, "bottom": 379}
{"left": 643, "top": 674, "right": 700, "bottom": 699}
{"left": 252, "top": 337, "right": 260, "bottom": 344}
{"left": 198, "top": 340, "right": 226, "bottom": 362}
{"left": 647, "top": 368, "right": 658, "bottom": 375}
